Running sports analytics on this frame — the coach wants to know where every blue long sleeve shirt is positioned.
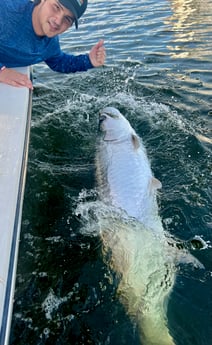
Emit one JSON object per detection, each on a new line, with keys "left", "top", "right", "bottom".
{"left": 0, "top": 0, "right": 93, "bottom": 73}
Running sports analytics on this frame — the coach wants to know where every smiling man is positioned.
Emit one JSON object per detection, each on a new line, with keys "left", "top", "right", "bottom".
{"left": 0, "top": 0, "right": 106, "bottom": 89}
{"left": 32, "top": 0, "right": 85, "bottom": 36}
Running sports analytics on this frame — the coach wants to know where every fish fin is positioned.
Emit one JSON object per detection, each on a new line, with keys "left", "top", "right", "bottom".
{"left": 167, "top": 238, "right": 205, "bottom": 269}
{"left": 131, "top": 134, "right": 140, "bottom": 149}
{"left": 175, "top": 249, "right": 205, "bottom": 269}
{"left": 151, "top": 177, "right": 162, "bottom": 190}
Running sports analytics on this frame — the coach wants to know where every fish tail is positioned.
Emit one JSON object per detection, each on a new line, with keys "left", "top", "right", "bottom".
{"left": 138, "top": 312, "right": 175, "bottom": 345}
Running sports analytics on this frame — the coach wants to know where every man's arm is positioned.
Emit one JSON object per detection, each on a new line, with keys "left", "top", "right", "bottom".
{"left": 45, "top": 40, "right": 106, "bottom": 73}
{"left": 0, "top": 41, "right": 106, "bottom": 88}
{"left": 45, "top": 52, "right": 93, "bottom": 73}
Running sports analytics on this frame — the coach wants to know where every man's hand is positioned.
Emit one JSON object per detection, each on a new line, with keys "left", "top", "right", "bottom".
{"left": 89, "top": 40, "right": 106, "bottom": 67}
{"left": 0, "top": 68, "right": 33, "bottom": 89}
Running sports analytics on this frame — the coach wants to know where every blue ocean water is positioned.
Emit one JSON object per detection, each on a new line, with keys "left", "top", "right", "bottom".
{"left": 10, "top": 1, "right": 212, "bottom": 344}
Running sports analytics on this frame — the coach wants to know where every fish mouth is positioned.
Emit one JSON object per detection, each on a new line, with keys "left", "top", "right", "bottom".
{"left": 98, "top": 108, "right": 119, "bottom": 129}
{"left": 98, "top": 107, "right": 120, "bottom": 137}
{"left": 98, "top": 114, "right": 107, "bottom": 132}
{"left": 99, "top": 114, "right": 107, "bottom": 124}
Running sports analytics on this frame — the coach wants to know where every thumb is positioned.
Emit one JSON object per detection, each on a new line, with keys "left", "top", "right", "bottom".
{"left": 96, "top": 39, "right": 104, "bottom": 48}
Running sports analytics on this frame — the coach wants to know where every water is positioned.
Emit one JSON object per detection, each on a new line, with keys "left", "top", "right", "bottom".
{"left": 10, "top": 0, "right": 212, "bottom": 344}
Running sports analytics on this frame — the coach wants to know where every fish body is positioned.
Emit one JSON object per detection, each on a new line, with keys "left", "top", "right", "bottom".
{"left": 96, "top": 107, "right": 163, "bottom": 233}
{"left": 96, "top": 107, "right": 175, "bottom": 345}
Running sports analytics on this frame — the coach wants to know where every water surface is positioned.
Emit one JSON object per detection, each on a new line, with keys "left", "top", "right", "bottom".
{"left": 10, "top": 1, "right": 212, "bottom": 344}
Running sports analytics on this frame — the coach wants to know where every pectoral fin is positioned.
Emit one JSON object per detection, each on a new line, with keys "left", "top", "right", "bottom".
{"left": 131, "top": 134, "right": 140, "bottom": 149}
{"left": 151, "top": 177, "right": 162, "bottom": 190}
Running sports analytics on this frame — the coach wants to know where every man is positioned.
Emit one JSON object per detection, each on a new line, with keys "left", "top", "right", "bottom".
{"left": 0, "top": 0, "right": 106, "bottom": 89}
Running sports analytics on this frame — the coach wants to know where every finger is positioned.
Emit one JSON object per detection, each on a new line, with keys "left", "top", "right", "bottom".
{"left": 16, "top": 75, "right": 33, "bottom": 89}
{"left": 97, "top": 46, "right": 105, "bottom": 52}
{"left": 20, "top": 79, "right": 33, "bottom": 89}
{"left": 7, "top": 80, "right": 23, "bottom": 87}
{"left": 97, "top": 50, "right": 106, "bottom": 59}
{"left": 96, "top": 39, "right": 104, "bottom": 48}
{"left": 9, "top": 78, "right": 33, "bottom": 89}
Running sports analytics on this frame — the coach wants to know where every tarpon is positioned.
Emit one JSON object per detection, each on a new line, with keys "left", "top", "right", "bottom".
{"left": 96, "top": 106, "right": 163, "bottom": 234}
{"left": 94, "top": 107, "right": 203, "bottom": 345}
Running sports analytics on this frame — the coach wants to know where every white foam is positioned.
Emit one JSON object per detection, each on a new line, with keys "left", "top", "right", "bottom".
{"left": 42, "top": 289, "right": 73, "bottom": 321}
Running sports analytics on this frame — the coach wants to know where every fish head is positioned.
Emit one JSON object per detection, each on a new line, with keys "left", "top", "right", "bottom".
{"left": 99, "top": 107, "right": 135, "bottom": 141}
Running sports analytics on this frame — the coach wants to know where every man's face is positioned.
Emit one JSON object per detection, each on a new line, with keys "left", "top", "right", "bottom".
{"left": 32, "top": 0, "right": 75, "bottom": 37}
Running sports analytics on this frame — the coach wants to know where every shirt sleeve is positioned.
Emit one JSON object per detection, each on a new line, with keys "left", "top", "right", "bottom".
{"left": 44, "top": 52, "right": 94, "bottom": 73}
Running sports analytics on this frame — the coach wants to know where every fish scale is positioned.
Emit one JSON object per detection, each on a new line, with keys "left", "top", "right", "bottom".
{"left": 101, "top": 140, "right": 153, "bottom": 222}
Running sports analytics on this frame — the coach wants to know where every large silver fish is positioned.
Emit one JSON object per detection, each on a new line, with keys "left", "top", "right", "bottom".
{"left": 96, "top": 106, "right": 163, "bottom": 234}
{"left": 95, "top": 107, "right": 202, "bottom": 345}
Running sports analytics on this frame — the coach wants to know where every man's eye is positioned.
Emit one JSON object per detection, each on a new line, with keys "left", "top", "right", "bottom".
{"left": 65, "top": 17, "right": 74, "bottom": 25}
{"left": 53, "top": 4, "right": 60, "bottom": 10}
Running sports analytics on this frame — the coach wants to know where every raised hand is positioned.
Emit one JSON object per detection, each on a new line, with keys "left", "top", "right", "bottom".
{"left": 89, "top": 39, "right": 106, "bottom": 67}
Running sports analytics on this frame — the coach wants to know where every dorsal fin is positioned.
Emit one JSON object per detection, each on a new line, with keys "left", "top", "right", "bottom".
{"left": 131, "top": 134, "right": 140, "bottom": 149}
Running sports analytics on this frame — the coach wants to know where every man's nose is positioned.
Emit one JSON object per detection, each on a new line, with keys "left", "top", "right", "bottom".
{"left": 54, "top": 14, "right": 63, "bottom": 26}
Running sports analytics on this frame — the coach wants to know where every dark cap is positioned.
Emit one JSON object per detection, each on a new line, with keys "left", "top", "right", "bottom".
{"left": 59, "top": 0, "right": 87, "bottom": 29}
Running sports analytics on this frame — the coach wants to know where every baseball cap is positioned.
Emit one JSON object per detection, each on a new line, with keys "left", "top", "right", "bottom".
{"left": 59, "top": 0, "right": 88, "bottom": 29}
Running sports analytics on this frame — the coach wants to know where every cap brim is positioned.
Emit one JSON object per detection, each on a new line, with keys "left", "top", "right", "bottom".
{"left": 67, "top": 4, "right": 78, "bottom": 29}
{"left": 74, "top": 18, "right": 78, "bottom": 29}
